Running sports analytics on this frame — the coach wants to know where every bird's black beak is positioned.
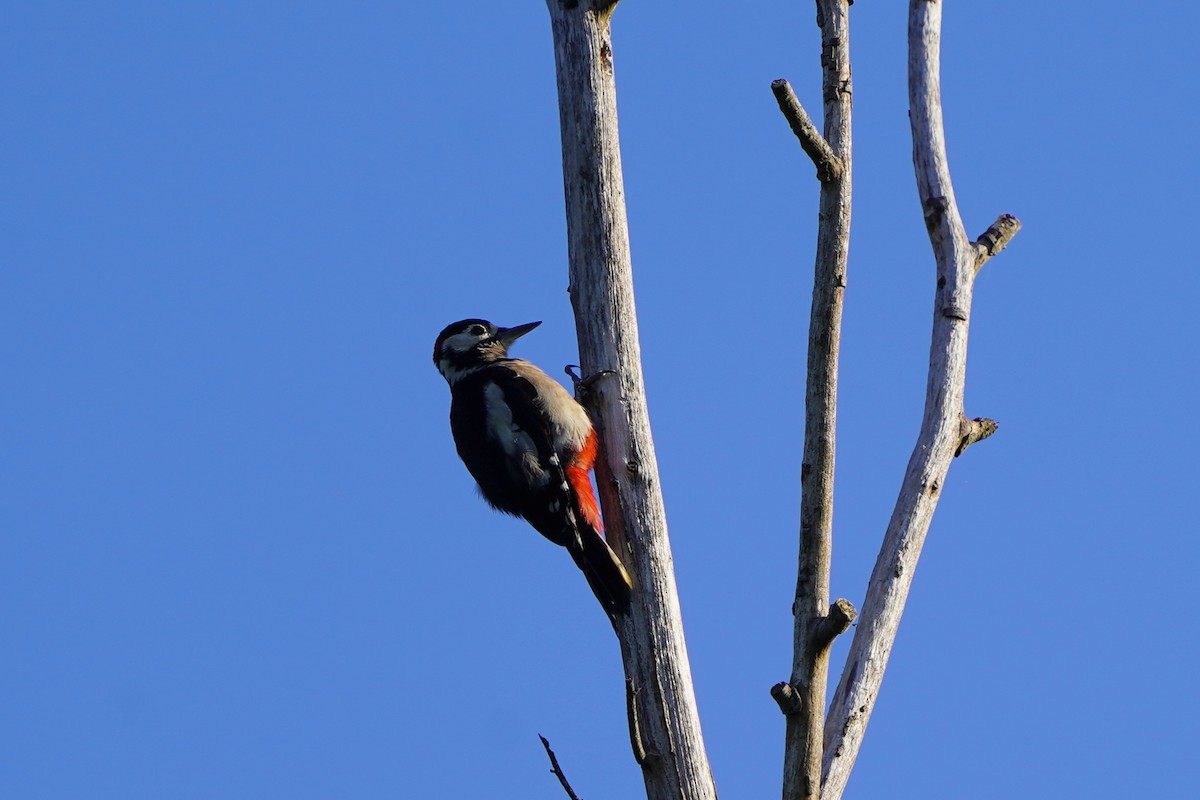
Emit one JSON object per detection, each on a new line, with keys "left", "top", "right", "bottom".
{"left": 494, "top": 320, "right": 542, "bottom": 345}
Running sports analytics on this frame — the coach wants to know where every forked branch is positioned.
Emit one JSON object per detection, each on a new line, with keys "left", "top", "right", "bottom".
{"left": 820, "top": 4, "right": 1020, "bottom": 799}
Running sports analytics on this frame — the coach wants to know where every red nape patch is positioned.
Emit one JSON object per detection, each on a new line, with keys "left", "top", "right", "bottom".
{"left": 566, "top": 430, "right": 602, "bottom": 532}
{"left": 432, "top": 332, "right": 448, "bottom": 365}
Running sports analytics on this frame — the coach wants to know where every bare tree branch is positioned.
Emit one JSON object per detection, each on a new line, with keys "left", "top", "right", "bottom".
{"left": 772, "top": 79, "right": 843, "bottom": 182}
{"left": 539, "top": 735, "right": 584, "bottom": 800}
{"left": 544, "top": 2, "right": 717, "bottom": 799}
{"left": 956, "top": 416, "right": 999, "bottom": 457}
{"left": 820, "top": 5, "right": 1019, "bottom": 799}
{"left": 772, "top": 681, "right": 804, "bottom": 716}
{"left": 973, "top": 213, "right": 1022, "bottom": 272}
{"left": 813, "top": 598, "right": 858, "bottom": 653}
{"left": 778, "top": 3, "right": 855, "bottom": 799}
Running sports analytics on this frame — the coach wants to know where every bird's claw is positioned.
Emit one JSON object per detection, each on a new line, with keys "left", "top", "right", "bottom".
{"left": 565, "top": 365, "right": 617, "bottom": 398}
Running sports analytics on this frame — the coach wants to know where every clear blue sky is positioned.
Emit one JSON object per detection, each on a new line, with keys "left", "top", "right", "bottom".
{"left": 4, "top": 2, "right": 1197, "bottom": 798}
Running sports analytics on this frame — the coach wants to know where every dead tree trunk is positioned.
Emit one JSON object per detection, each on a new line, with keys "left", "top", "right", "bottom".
{"left": 545, "top": 2, "right": 718, "bottom": 799}
{"left": 540, "top": 2, "right": 1018, "bottom": 800}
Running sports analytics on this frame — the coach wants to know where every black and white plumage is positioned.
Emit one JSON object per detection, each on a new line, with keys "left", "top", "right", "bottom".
{"left": 433, "top": 318, "right": 633, "bottom": 618}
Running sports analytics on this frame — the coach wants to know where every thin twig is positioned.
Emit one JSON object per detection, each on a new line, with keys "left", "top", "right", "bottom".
{"left": 539, "top": 735, "right": 583, "bottom": 800}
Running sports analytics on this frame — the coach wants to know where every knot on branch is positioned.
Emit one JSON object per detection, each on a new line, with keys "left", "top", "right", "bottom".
{"left": 771, "top": 682, "right": 803, "bottom": 716}
{"left": 942, "top": 305, "right": 968, "bottom": 321}
{"left": 973, "top": 213, "right": 1022, "bottom": 273}
{"left": 922, "top": 195, "right": 950, "bottom": 230}
{"left": 955, "top": 416, "right": 999, "bottom": 457}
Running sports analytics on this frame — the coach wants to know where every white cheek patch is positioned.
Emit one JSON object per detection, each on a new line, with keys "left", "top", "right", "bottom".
{"left": 437, "top": 330, "right": 492, "bottom": 385}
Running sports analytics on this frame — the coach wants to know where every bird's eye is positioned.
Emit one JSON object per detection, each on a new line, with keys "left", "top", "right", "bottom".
{"left": 468, "top": 324, "right": 488, "bottom": 337}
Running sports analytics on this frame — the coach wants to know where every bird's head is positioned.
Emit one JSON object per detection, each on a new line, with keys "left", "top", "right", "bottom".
{"left": 433, "top": 318, "right": 542, "bottom": 384}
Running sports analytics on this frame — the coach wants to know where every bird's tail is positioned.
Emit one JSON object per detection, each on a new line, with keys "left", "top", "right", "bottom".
{"left": 567, "top": 523, "right": 633, "bottom": 619}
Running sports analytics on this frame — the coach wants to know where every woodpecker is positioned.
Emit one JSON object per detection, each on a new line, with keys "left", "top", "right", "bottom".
{"left": 432, "top": 318, "right": 633, "bottom": 618}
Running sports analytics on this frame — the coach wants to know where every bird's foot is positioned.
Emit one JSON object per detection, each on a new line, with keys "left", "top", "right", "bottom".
{"left": 565, "top": 365, "right": 617, "bottom": 400}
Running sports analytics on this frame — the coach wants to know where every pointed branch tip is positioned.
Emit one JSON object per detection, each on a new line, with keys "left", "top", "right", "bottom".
{"left": 539, "top": 735, "right": 583, "bottom": 800}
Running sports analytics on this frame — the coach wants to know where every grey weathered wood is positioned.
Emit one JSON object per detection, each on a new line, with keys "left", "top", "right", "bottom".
{"left": 819, "top": 5, "right": 1019, "bottom": 800}
{"left": 775, "top": 3, "right": 855, "bottom": 799}
{"left": 544, "top": 2, "right": 718, "bottom": 799}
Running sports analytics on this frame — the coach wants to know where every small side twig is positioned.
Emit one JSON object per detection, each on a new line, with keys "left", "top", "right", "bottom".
{"left": 771, "top": 682, "right": 804, "bottom": 716}
{"left": 771, "top": 79, "right": 844, "bottom": 182}
{"left": 955, "top": 416, "right": 999, "bottom": 457}
{"left": 538, "top": 735, "right": 583, "bottom": 800}
{"left": 772, "top": 598, "right": 855, "bottom": 720}
{"left": 973, "top": 213, "right": 1021, "bottom": 272}
{"left": 812, "top": 598, "right": 857, "bottom": 654}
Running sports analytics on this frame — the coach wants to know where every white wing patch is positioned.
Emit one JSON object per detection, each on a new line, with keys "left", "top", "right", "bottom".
{"left": 483, "top": 382, "right": 522, "bottom": 454}
{"left": 483, "top": 380, "right": 547, "bottom": 487}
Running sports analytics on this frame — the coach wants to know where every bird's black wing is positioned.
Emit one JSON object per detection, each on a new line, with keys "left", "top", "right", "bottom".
{"left": 450, "top": 365, "right": 575, "bottom": 545}
{"left": 451, "top": 363, "right": 631, "bottom": 618}
{"left": 488, "top": 364, "right": 584, "bottom": 548}
{"left": 490, "top": 364, "right": 632, "bottom": 617}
